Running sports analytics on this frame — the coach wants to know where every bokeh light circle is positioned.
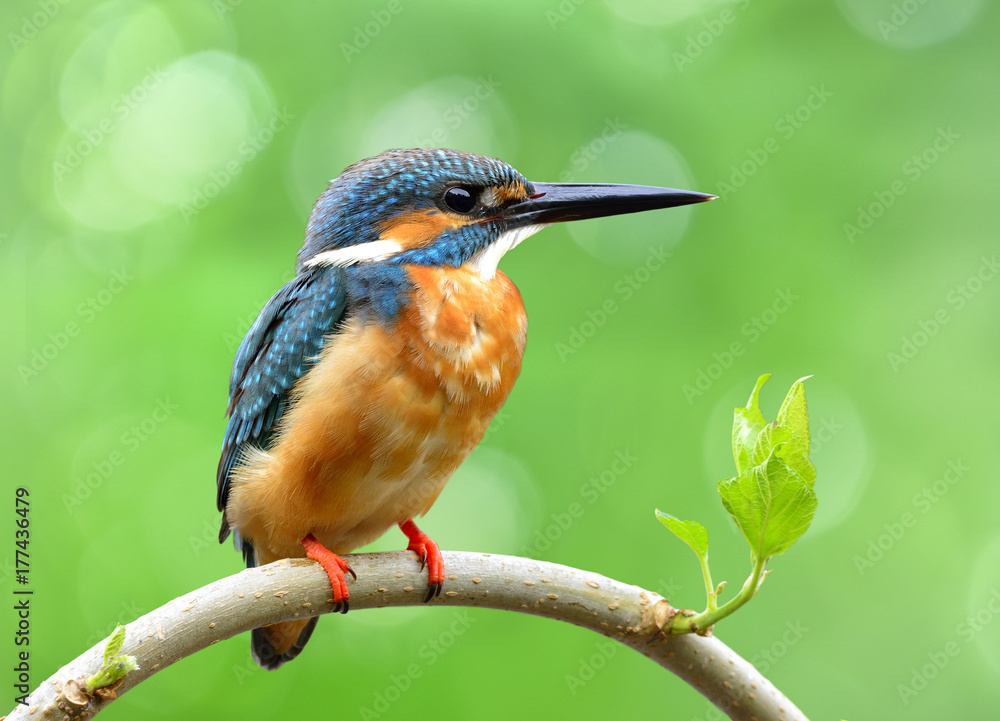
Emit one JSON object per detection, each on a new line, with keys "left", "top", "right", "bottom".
{"left": 358, "top": 75, "right": 516, "bottom": 160}
{"left": 55, "top": 47, "right": 277, "bottom": 231}
{"left": 563, "top": 129, "right": 697, "bottom": 266}
{"left": 287, "top": 76, "right": 518, "bottom": 218}
{"left": 837, "top": 0, "right": 983, "bottom": 49}
{"left": 967, "top": 533, "right": 1000, "bottom": 674}
{"left": 603, "top": 0, "right": 731, "bottom": 27}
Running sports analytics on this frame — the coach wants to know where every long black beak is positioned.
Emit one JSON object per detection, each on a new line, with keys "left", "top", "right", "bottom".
{"left": 504, "top": 182, "right": 715, "bottom": 228}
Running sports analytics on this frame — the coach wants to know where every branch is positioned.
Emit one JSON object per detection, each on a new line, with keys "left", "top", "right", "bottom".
{"left": 6, "top": 552, "right": 808, "bottom": 721}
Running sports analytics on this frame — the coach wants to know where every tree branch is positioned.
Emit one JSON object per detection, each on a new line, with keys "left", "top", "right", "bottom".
{"left": 6, "top": 552, "right": 808, "bottom": 721}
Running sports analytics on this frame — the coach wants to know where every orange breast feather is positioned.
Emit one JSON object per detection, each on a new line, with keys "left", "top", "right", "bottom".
{"left": 226, "top": 264, "right": 527, "bottom": 563}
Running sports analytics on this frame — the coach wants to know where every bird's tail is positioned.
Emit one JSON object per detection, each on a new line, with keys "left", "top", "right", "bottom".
{"left": 252, "top": 618, "right": 319, "bottom": 670}
{"left": 240, "top": 538, "right": 319, "bottom": 670}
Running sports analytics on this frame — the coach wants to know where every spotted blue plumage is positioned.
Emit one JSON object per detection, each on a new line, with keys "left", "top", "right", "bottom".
{"left": 217, "top": 263, "right": 347, "bottom": 548}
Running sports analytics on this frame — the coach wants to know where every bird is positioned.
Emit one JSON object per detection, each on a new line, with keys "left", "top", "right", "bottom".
{"left": 216, "top": 147, "right": 713, "bottom": 669}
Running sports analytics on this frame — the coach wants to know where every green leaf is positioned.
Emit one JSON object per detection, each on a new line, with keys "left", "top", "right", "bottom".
{"left": 777, "top": 375, "right": 812, "bottom": 447}
{"left": 718, "top": 450, "right": 817, "bottom": 563}
{"left": 732, "top": 374, "right": 771, "bottom": 475}
{"left": 751, "top": 423, "right": 816, "bottom": 488}
{"left": 104, "top": 624, "right": 126, "bottom": 664}
{"left": 655, "top": 510, "right": 709, "bottom": 562}
{"left": 86, "top": 625, "right": 139, "bottom": 691}
{"left": 86, "top": 656, "right": 139, "bottom": 691}
{"left": 774, "top": 376, "right": 816, "bottom": 486}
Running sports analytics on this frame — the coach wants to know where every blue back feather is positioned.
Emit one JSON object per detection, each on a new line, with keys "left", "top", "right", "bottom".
{"left": 217, "top": 264, "right": 348, "bottom": 541}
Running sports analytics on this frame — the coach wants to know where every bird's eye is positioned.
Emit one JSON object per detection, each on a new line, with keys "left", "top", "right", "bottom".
{"left": 443, "top": 186, "right": 477, "bottom": 214}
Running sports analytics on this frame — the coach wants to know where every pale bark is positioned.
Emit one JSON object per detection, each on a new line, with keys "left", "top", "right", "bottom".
{"left": 6, "top": 551, "right": 808, "bottom": 721}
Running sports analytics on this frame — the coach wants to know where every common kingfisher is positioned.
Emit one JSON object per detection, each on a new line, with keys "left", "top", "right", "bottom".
{"left": 217, "top": 148, "right": 713, "bottom": 669}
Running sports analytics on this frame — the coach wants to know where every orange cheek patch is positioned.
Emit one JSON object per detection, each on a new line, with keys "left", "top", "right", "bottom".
{"left": 379, "top": 209, "right": 468, "bottom": 250}
{"left": 494, "top": 181, "right": 528, "bottom": 204}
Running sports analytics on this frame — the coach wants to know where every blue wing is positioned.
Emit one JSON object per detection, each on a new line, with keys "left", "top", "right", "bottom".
{"left": 217, "top": 264, "right": 348, "bottom": 544}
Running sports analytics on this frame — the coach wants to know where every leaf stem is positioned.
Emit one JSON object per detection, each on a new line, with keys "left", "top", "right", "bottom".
{"left": 671, "top": 555, "right": 767, "bottom": 634}
{"left": 699, "top": 551, "right": 717, "bottom": 612}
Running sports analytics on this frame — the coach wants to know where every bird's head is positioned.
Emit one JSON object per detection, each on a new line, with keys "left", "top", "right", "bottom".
{"left": 299, "top": 148, "right": 713, "bottom": 278}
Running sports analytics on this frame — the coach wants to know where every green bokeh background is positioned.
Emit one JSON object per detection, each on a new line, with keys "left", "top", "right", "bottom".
{"left": 2, "top": 0, "right": 998, "bottom": 718}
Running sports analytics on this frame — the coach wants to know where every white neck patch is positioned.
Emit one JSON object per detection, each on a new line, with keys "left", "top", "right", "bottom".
{"left": 302, "top": 223, "right": 549, "bottom": 279}
{"left": 468, "top": 224, "right": 549, "bottom": 280}
{"left": 303, "top": 239, "right": 403, "bottom": 268}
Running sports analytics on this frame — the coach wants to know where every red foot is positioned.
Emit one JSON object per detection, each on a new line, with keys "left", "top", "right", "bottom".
{"left": 399, "top": 520, "right": 444, "bottom": 602}
{"left": 301, "top": 534, "right": 356, "bottom": 613}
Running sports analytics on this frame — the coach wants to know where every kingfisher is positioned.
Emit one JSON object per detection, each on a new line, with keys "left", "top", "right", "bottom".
{"left": 217, "top": 148, "right": 713, "bottom": 669}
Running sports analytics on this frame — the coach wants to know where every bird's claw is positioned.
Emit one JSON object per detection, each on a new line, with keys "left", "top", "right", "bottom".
{"left": 301, "top": 533, "right": 354, "bottom": 614}
{"left": 399, "top": 521, "right": 445, "bottom": 603}
{"left": 423, "top": 580, "right": 443, "bottom": 603}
